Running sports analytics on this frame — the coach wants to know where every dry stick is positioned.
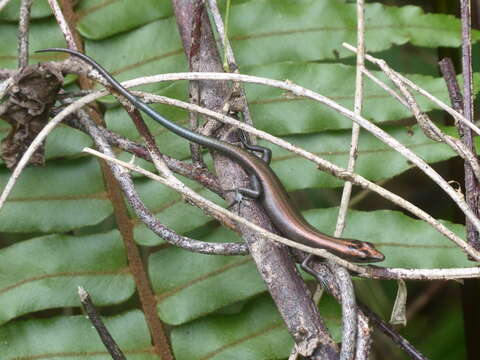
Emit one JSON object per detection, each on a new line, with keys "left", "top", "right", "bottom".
{"left": 0, "top": 76, "right": 14, "bottom": 99}
{"left": 17, "top": 0, "right": 33, "bottom": 68}
{"left": 355, "top": 312, "right": 373, "bottom": 360}
{"left": 439, "top": 57, "right": 480, "bottom": 253}
{"left": 358, "top": 304, "right": 430, "bottom": 360}
{"left": 301, "top": 258, "right": 428, "bottom": 360}
{"left": 175, "top": 3, "right": 339, "bottom": 356}
{"left": 461, "top": 0, "right": 480, "bottom": 251}
{"left": 335, "top": 0, "right": 365, "bottom": 237}
{"left": 186, "top": 1, "right": 206, "bottom": 168}
{"left": 359, "top": 266, "right": 480, "bottom": 280}
{"left": 78, "top": 287, "right": 126, "bottom": 360}
{"left": 382, "top": 63, "right": 480, "bottom": 183}
{"left": 345, "top": 44, "right": 480, "bottom": 183}
{"left": 77, "top": 110, "right": 174, "bottom": 360}
{"left": 362, "top": 68, "right": 410, "bottom": 108}
{"left": 207, "top": 0, "right": 255, "bottom": 129}
{"left": 343, "top": 42, "right": 480, "bottom": 137}
{"left": 46, "top": 0, "right": 77, "bottom": 50}
{"left": 330, "top": 0, "right": 367, "bottom": 358}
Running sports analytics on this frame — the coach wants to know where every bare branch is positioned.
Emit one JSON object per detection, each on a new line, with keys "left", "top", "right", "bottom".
{"left": 78, "top": 287, "right": 126, "bottom": 360}
{"left": 439, "top": 57, "right": 480, "bottom": 254}
{"left": 343, "top": 42, "right": 480, "bottom": 137}
{"left": 18, "top": 0, "right": 33, "bottom": 68}
{"left": 46, "top": 0, "right": 77, "bottom": 50}
{"left": 460, "top": 0, "right": 480, "bottom": 251}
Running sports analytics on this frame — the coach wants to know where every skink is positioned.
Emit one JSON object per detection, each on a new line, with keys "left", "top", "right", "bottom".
{"left": 38, "top": 48, "right": 384, "bottom": 263}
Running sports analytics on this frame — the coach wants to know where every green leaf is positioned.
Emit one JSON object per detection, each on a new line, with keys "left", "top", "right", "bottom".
{"left": 0, "top": 310, "right": 157, "bottom": 359}
{"left": 150, "top": 226, "right": 262, "bottom": 325}
{"left": 0, "top": 0, "right": 51, "bottom": 21}
{"left": 0, "top": 19, "right": 67, "bottom": 69}
{"left": 244, "top": 63, "right": 477, "bottom": 134}
{"left": 412, "top": 309, "right": 465, "bottom": 359}
{"left": 0, "top": 158, "right": 112, "bottom": 233}
{"left": 302, "top": 207, "right": 470, "bottom": 269}
{"left": 171, "top": 294, "right": 341, "bottom": 360}
{"left": 228, "top": 0, "right": 480, "bottom": 66}
{"left": 104, "top": 81, "right": 188, "bottom": 157}
{"left": 76, "top": 0, "right": 173, "bottom": 40}
{"left": 149, "top": 207, "right": 468, "bottom": 327}
{"left": 133, "top": 177, "right": 224, "bottom": 246}
{"left": 43, "top": 125, "right": 94, "bottom": 159}
{"left": 0, "top": 230, "right": 134, "bottom": 325}
{"left": 267, "top": 124, "right": 458, "bottom": 190}
{"left": 0, "top": 122, "right": 93, "bottom": 162}
{"left": 83, "top": 19, "right": 187, "bottom": 95}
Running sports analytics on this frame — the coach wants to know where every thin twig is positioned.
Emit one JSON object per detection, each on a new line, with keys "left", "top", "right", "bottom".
{"left": 343, "top": 42, "right": 480, "bottom": 137}
{"left": 439, "top": 57, "right": 480, "bottom": 254}
{"left": 460, "top": 0, "right": 480, "bottom": 251}
{"left": 0, "top": 76, "right": 14, "bottom": 99}
{"left": 330, "top": 264, "right": 357, "bottom": 360}
{"left": 362, "top": 68, "right": 410, "bottom": 107}
{"left": 301, "top": 258, "right": 425, "bottom": 360}
{"left": 207, "top": 0, "right": 254, "bottom": 129}
{"left": 359, "top": 266, "right": 480, "bottom": 280}
{"left": 78, "top": 286, "right": 126, "bottom": 360}
{"left": 358, "top": 304, "right": 430, "bottom": 360}
{"left": 46, "top": 0, "right": 77, "bottom": 50}
{"left": 17, "top": 0, "right": 33, "bottom": 68}
{"left": 355, "top": 313, "right": 373, "bottom": 360}
{"left": 335, "top": 0, "right": 365, "bottom": 238}
{"left": 332, "top": 1, "right": 366, "bottom": 358}
{"left": 369, "top": 56, "right": 480, "bottom": 183}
